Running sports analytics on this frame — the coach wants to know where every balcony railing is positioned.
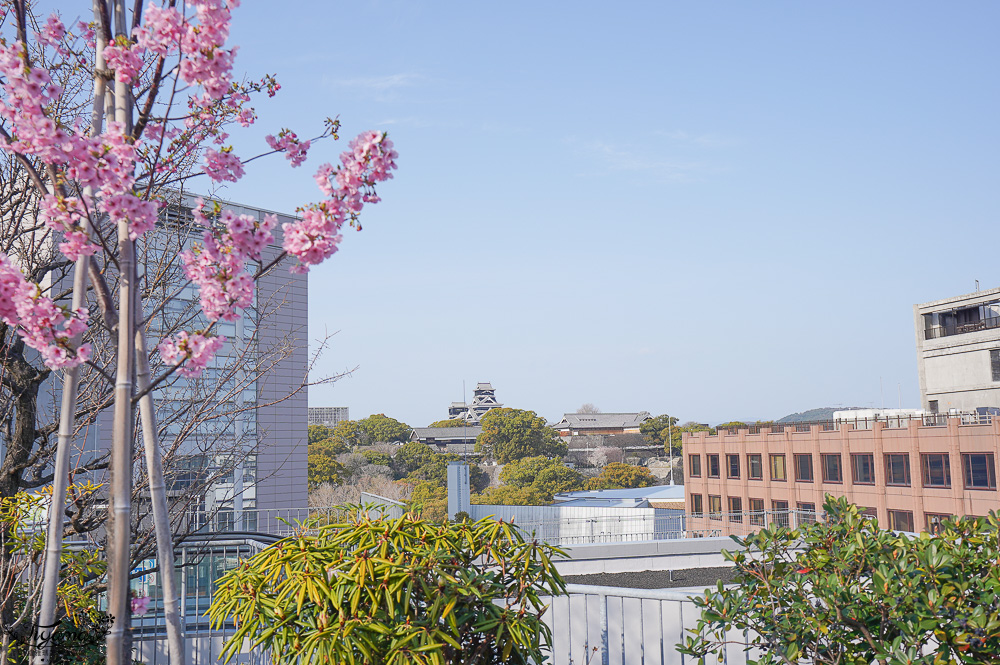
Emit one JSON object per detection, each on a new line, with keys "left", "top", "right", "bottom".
{"left": 925, "top": 316, "right": 1000, "bottom": 340}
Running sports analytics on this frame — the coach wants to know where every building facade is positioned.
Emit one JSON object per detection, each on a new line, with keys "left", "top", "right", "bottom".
{"left": 308, "top": 407, "right": 350, "bottom": 427}
{"left": 43, "top": 195, "right": 309, "bottom": 524}
{"left": 915, "top": 287, "right": 1000, "bottom": 413}
{"left": 684, "top": 416, "right": 1000, "bottom": 535}
{"left": 551, "top": 412, "right": 651, "bottom": 437}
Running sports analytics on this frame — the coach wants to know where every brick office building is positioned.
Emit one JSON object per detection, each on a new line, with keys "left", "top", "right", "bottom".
{"left": 683, "top": 416, "right": 1000, "bottom": 535}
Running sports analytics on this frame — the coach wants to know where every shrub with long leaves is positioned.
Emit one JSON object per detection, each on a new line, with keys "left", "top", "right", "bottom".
{"left": 208, "top": 508, "right": 567, "bottom": 665}
{"left": 679, "top": 495, "right": 1000, "bottom": 664}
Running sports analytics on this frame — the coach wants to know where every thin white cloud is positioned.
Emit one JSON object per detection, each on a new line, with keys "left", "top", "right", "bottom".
{"left": 654, "top": 130, "right": 738, "bottom": 148}
{"left": 329, "top": 73, "right": 422, "bottom": 91}
{"left": 571, "top": 139, "right": 716, "bottom": 183}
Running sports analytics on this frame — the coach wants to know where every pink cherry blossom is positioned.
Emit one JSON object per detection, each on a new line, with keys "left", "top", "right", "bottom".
{"left": 282, "top": 131, "right": 397, "bottom": 272}
{"left": 131, "top": 596, "right": 151, "bottom": 616}
{"left": 158, "top": 331, "right": 226, "bottom": 378}
{"left": 202, "top": 148, "right": 244, "bottom": 182}
{"left": 103, "top": 43, "right": 144, "bottom": 84}
{"left": 0, "top": 254, "right": 91, "bottom": 370}
{"left": 265, "top": 130, "right": 310, "bottom": 167}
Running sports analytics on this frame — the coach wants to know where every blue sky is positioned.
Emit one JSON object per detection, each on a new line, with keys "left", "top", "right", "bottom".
{"left": 216, "top": 2, "right": 1000, "bottom": 426}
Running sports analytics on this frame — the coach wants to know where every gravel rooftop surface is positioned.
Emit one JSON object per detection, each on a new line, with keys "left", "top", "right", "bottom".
{"left": 562, "top": 566, "right": 736, "bottom": 590}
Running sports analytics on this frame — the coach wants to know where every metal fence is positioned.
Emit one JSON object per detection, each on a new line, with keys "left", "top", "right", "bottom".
{"left": 714, "top": 409, "right": 1000, "bottom": 435}
{"left": 131, "top": 537, "right": 277, "bottom": 665}
{"left": 545, "top": 584, "right": 753, "bottom": 665}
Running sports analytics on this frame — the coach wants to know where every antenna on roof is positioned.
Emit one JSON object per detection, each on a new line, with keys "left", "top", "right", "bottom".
{"left": 976, "top": 279, "right": 980, "bottom": 292}
{"left": 463, "top": 380, "right": 467, "bottom": 461}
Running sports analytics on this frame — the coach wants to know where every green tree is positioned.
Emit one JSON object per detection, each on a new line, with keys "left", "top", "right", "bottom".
{"left": 681, "top": 496, "right": 1000, "bottom": 664}
{"left": 406, "top": 454, "right": 490, "bottom": 494}
{"left": 307, "top": 446, "right": 347, "bottom": 488}
{"left": 499, "top": 456, "right": 583, "bottom": 499}
{"left": 472, "top": 485, "right": 552, "bottom": 506}
{"left": 359, "top": 413, "right": 412, "bottom": 443}
{"left": 407, "top": 481, "right": 449, "bottom": 521}
{"left": 328, "top": 419, "right": 367, "bottom": 450}
{"left": 715, "top": 420, "right": 749, "bottom": 432}
{"left": 308, "top": 424, "right": 333, "bottom": 444}
{"left": 361, "top": 450, "right": 392, "bottom": 467}
{"left": 393, "top": 441, "right": 438, "bottom": 477}
{"left": 584, "top": 462, "right": 657, "bottom": 490}
{"left": 640, "top": 414, "right": 680, "bottom": 451}
{"left": 209, "top": 509, "right": 566, "bottom": 665}
{"left": 428, "top": 418, "right": 467, "bottom": 428}
{"left": 475, "top": 408, "right": 567, "bottom": 464}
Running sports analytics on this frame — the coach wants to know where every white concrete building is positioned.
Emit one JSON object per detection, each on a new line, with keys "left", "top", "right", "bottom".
{"left": 915, "top": 287, "right": 1000, "bottom": 413}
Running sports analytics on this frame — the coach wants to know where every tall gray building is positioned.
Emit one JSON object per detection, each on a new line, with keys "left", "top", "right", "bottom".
{"left": 914, "top": 287, "right": 1000, "bottom": 413}
{"left": 42, "top": 195, "right": 309, "bottom": 524}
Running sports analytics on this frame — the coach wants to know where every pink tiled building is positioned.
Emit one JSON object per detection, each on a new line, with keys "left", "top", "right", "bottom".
{"left": 683, "top": 417, "right": 1000, "bottom": 535}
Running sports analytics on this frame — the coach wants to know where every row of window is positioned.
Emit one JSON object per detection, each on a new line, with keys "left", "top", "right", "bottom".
{"left": 689, "top": 452, "right": 997, "bottom": 489}
{"left": 690, "top": 494, "right": 950, "bottom": 533}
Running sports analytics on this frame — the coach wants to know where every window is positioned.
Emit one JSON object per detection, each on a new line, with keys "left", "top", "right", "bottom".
{"left": 992, "top": 349, "right": 1000, "bottom": 382}
{"left": 728, "top": 497, "right": 742, "bottom": 522}
{"left": 727, "top": 454, "right": 740, "bottom": 479}
{"left": 920, "top": 453, "right": 951, "bottom": 488}
{"left": 772, "top": 500, "right": 790, "bottom": 527}
{"left": 708, "top": 454, "right": 720, "bottom": 478}
{"left": 690, "top": 493, "right": 703, "bottom": 517}
{"left": 797, "top": 502, "right": 817, "bottom": 524}
{"left": 860, "top": 507, "right": 878, "bottom": 522}
{"left": 963, "top": 453, "right": 997, "bottom": 489}
{"left": 928, "top": 400, "right": 939, "bottom": 414}
{"left": 794, "top": 454, "right": 813, "bottom": 482}
{"left": 925, "top": 513, "right": 951, "bottom": 534}
{"left": 748, "top": 454, "right": 763, "bottom": 479}
{"left": 770, "top": 454, "right": 787, "bottom": 481}
{"left": 689, "top": 454, "right": 702, "bottom": 478}
{"left": 708, "top": 495, "right": 722, "bottom": 520}
{"left": 884, "top": 453, "right": 911, "bottom": 486}
{"left": 852, "top": 453, "right": 875, "bottom": 484}
{"left": 822, "top": 454, "right": 842, "bottom": 483}
{"left": 749, "top": 498, "right": 765, "bottom": 526}
{"left": 888, "top": 509, "right": 915, "bottom": 532}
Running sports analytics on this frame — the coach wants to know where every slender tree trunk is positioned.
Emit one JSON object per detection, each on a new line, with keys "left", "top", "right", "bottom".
{"left": 31, "top": 5, "right": 108, "bottom": 663}
{"left": 135, "top": 281, "right": 186, "bottom": 663}
{"left": 107, "top": 1, "right": 136, "bottom": 662}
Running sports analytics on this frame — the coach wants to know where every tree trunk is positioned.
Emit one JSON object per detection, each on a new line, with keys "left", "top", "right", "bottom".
{"left": 106, "top": 2, "right": 136, "bottom": 662}
{"left": 135, "top": 287, "right": 186, "bottom": 663}
{"left": 32, "top": 2, "right": 109, "bottom": 662}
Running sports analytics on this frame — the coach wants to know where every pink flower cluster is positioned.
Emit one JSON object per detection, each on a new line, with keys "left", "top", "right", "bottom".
{"left": 34, "top": 13, "right": 66, "bottom": 48}
{"left": 0, "top": 41, "right": 157, "bottom": 244}
{"left": 282, "top": 131, "right": 397, "bottom": 272}
{"left": 103, "top": 42, "right": 144, "bottom": 84}
{"left": 131, "top": 595, "right": 151, "bottom": 616}
{"left": 181, "top": 199, "right": 276, "bottom": 322}
{"left": 265, "top": 130, "right": 310, "bottom": 167}
{"left": 202, "top": 148, "right": 244, "bottom": 182}
{"left": 135, "top": 1, "right": 240, "bottom": 105}
{"left": 38, "top": 195, "right": 95, "bottom": 261}
{"left": 157, "top": 331, "right": 225, "bottom": 378}
{"left": 0, "top": 254, "right": 91, "bottom": 370}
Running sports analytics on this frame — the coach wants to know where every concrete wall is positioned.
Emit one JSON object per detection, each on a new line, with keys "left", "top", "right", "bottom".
{"left": 915, "top": 288, "right": 1000, "bottom": 412}
{"left": 468, "top": 504, "right": 685, "bottom": 546}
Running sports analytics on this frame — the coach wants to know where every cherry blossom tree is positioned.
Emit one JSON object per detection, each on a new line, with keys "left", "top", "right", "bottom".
{"left": 0, "top": 2, "right": 398, "bottom": 664}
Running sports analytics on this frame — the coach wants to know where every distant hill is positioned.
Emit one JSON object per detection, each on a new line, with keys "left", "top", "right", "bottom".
{"left": 777, "top": 407, "right": 860, "bottom": 423}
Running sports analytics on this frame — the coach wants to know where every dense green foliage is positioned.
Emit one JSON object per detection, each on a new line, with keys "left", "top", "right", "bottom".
{"left": 475, "top": 408, "right": 566, "bottom": 464}
{"left": 483, "top": 456, "right": 584, "bottom": 503}
{"left": 209, "top": 509, "right": 567, "bottom": 665}
{"left": 640, "top": 414, "right": 680, "bottom": 451}
{"left": 472, "top": 485, "right": 551, "bottom": 506}
{"left": 359, "top": 413, "right": 412, "bottom": 443}
{"left": 584, "top": 462, "right": 657, "bottom": 490}
{"left": 429, "top": 419, "right": 467, "bottom": 428}
{"left": 681, "top": 496, "right": 1000, "bottom": 664}
{"left": 0, "top": 491, "right": 108, "bottom": 664}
